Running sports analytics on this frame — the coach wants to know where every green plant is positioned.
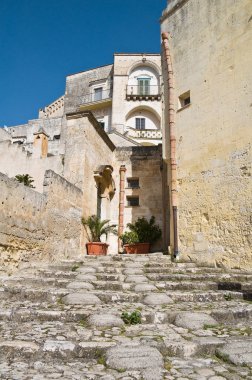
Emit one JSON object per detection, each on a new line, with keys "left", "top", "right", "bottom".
{"left": 120, "top": 231, "right": 138, "bottom": 245}
{"left": 71, "top": 264, "right": 79, "bottom": 272}
{"left": 203, "top": 324, "right": 219, "bottom": 330}
{"left": 81, "top": 215, "right": 117, "bottom": 242}
{"left": 224, "top": 293, "right": 232, "bottom": 301}
{"left": 79, "top": 319, "right": 87, "bottom": 328}
{"left": 97, "top": 355, "right": 106, "bottom": 366}
{"left": 123, "top": 216, "right": 161, "bottom": 244}
{"left": 15, "top": 174, "right": 35, "bottom": 188}
{"left": 121, "top": 310, "right": 142, "bottom": 325}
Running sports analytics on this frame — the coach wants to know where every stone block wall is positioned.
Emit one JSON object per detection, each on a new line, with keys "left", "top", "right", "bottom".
{"left": 64, "top": 65, "right": 113, "bottom": 114}
{"left": 161, "top": 0, "right": 252, "bottom": 267}
{"left": 0, "top": 140, "right": 63, "bottom": 192}
{"left": 114, "top": 145, "right": 165, "bottom": 252}
{"left": 0, "top": 170, "right": 83, "bottom": 272}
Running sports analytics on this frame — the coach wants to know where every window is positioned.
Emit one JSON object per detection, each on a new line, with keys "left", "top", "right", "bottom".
{"left": 127, "top": 178, "right": 139, "bottom": 188}
{"left": 99, "top": 122, "right": 105, "bottom": 130}
{"left": 135, "top": 118, "right": 145, "bottom": 130}
{"left": 138, "top": 78, "right": 150, "bottom": 95}
{"left": 178, "top": 91, "right": 191, "bottom": 109}
{"left": 127, "top": 196, "right": 139, "bottom": 207}
{"left": 94, "top": 87, "right": 103, "bottom": 101}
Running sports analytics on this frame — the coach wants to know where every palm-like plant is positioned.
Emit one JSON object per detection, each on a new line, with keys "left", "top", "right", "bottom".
{"left": 81, "top": 215, "right": 117, "bottom": 242}
{"left": 15, "top": 174, "right": 35, "bottom": 188}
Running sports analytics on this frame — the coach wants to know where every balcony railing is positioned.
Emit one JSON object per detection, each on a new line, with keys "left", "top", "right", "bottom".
{"left": 128, "top": 128, "right": 162, "bottom": 140}
{"left": 126, "top": 85, "right": 161, "bottom": 101}
{"left": 77, "top": 89, "right": 112, "bottom": 106}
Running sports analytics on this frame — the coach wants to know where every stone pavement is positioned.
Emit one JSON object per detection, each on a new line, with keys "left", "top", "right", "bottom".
{"left": 0, "top": 253, "right": 252, "bottom": 379}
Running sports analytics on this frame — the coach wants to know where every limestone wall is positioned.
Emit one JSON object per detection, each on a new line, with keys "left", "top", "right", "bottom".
{"left": 64, "top": 65, "right": 113, "bottom": 114}
{"left": 0, "top": 128, "right": 11, "bottom": 141}
{"left": 42, "top": 170, "right": 83, "bottom": 259}
{"left": 0, "top": 140, "right": 63, "bottom": 192}
{"left": 0, "top": 170, "right": 83, "bottom": 272}
{"left": 63, "top": 111, "right": 116, "bottom": 253}
{"left": 114, "top": 146, "right": 164, "bottom": 252}
{"left": 161, "top": 0, "right": 252, "bottom": 267}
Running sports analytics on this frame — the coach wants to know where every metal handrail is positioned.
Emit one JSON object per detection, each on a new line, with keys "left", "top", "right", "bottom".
{"left": 77, "top": 89, "right": 112, "bottom": 105}
{"left": 126, "top": 85, "right": 161, "bottom": 96}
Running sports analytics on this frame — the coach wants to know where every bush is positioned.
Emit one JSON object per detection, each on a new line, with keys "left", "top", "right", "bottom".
{"left": 120, "top": 231, "right": 138, "bottom": 245}
{"left": 121, "top": 310, "right": 141, "bottom": 325}
{"left": 126, "top": 216, "right": 161, "bottom": 244}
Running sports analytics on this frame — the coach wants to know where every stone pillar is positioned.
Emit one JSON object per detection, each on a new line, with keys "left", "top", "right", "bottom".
{"left": 118, "top": 165, "right": 126, "bottom": 251}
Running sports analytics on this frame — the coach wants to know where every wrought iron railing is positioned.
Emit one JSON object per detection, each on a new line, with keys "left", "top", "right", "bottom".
{"left": 126, "top": 85, "right": 161, "bottom": 97}
{"left": 77, "top": 89, "right": 112, "bottom": 105}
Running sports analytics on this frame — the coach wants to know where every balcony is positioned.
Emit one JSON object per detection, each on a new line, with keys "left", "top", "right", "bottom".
{"left": 77, "top": 89, "right": 112, "bottom": 111}
{"left": 126, "top": 85, "right": 161, "bottom": 101}
{"left": 128, "top": 128, "right": 162, "bottom": 140}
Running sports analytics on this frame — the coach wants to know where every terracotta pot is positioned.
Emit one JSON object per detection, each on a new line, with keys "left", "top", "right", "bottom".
{"left": 124, "top": 243, "right": 150, "bottom": 254}
{"left": 86, "top": 242, "right": 109, "bottom": 255}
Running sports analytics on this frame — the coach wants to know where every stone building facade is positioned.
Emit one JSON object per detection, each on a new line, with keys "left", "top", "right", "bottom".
{"left": 0, "top": 0, "right": 251, "bottom": 270}
{"left": 0, "top": 55, "right": 164, "bottom": 268}
{"left": 161, "top": 0, "right": 252, "bottom": 267}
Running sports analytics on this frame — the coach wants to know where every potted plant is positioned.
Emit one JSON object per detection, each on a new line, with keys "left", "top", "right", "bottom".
{"left": 120, "top": 216, "right": 161, "bottom": 254}
{"left": 81, "top": 215, "right": 117, "bottom": 255}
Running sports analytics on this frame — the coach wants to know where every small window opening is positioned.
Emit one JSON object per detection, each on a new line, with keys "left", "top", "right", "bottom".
{"left": 53, "top": 134, "right": 60, "bottom": 140}
{"left": 178, "top": 91, "right": 191, "bottom": 109}
{"left": 99, "top": 122, "right": 105, "bottom": 130}
{"left": 127, "top": 196, "right": 139, "bottom": 207}
{"left": 127, "top": 178, "right": 139, "bottom": 189}
{"left": 135, "top": 118, "right": 145, "bottom": 130}
{"left": 94, "top": 87, "right": 103, "bottom": 101}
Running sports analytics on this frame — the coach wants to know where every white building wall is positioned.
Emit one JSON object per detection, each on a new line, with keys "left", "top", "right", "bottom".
{"left": 112, "top": 54, "right": 162, "bottom": 140}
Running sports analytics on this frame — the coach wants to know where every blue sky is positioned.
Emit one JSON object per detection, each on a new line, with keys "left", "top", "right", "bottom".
{"left": 0, "top": 0, "right": 166, "bottom": 126}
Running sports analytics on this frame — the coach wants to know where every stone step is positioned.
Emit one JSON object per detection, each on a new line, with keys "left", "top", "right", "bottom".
{"left": 1, "top": 256, "right": 252, "bottom": 379}
{"left": 0, "top": 339, "right": 117, "bottom": 362}
{"left": 4, "top": 272, "right": 252, "bottom": 295}
{"left": 1, "top": 301, "right": 251, "bottom": 324}
{"left": 147, "top": 272, "right": 252, "bottom": 282}
{"left": 2, "top": 283, "right": 246, "bottom": 305}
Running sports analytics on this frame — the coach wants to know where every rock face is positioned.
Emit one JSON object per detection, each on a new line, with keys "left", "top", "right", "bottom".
{"left": 0, "top": 254, "right": 252, "bottom": 379}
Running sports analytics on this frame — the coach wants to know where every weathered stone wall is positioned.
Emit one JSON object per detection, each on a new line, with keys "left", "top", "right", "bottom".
{"left": 0, "top": 140, "right": 63, "bottom": 192}
{"left": 0, "top": 128, "right": 11, "bottom": 141}
{"left": 42, "top": 170, "right": 83, "bottom": 259}
{"left": 0, "top": 172, "right": 46, "bottom": 270}
{"left": 63, "top": 112, "right": 116, "bottom": 253}
{"left": 0, "top": 170, "right": 83, "bottom": 272}
{"left": 64, "top": 65, "right": 113, "bottom": 114}
{"left": 114, "top": 145, "right": 164, "bottom": 252}
{"left": 161, "top": 0, "right": 252, "bottom": 267}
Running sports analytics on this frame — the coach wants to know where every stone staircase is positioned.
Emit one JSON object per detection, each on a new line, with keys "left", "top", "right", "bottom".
{"left": 0, "top": 253, "right": 252, "bottom": 379}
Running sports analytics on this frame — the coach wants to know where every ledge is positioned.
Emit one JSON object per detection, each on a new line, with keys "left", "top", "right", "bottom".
{"left": 66, "top": 110, "right": 116, "bottom": 152}
{"left": 177, "top": 103, "right": 191, "bottom": 113}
